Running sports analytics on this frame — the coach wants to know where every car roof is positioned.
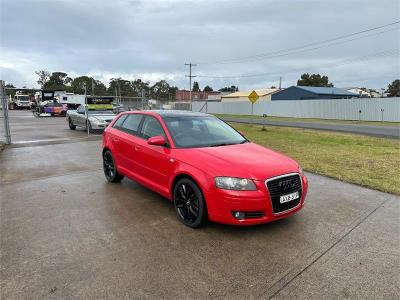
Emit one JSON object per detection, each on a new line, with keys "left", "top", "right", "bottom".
{"left": 125, "top": 110, "right": 212, "bottom": 118}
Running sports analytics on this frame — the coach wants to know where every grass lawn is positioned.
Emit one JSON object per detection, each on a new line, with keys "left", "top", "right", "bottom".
{"left": 216, "top": 114, "right": 400, "bottom": 127}
{"left": 229, "top": 122, "right": 400, "bottom": 195}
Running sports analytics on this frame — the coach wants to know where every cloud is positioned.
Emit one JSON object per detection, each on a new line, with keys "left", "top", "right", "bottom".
{"left": 0, "top": 0, "right": 399, "bottom": 90}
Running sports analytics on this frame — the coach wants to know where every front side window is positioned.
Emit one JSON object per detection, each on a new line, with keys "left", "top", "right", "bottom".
{"left": 163, "top": 116, "right": 246, "bottom": 148}
{"left": 121, "top": 114, "right": 143, "bottom": 136}
{"left": 141, "top": 116, "right": 166, "bottom": 140}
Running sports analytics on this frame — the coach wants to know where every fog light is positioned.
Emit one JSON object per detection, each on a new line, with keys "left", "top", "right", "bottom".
{"left": 233, "top": 211, "right": 245, "bottom": 220}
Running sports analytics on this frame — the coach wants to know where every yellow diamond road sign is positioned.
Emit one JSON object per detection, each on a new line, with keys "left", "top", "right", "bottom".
{"left": 248, "top": 90, "right": 259, "bottom": 103}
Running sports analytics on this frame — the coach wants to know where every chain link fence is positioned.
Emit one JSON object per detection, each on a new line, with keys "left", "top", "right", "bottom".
{"left": 0, "top": 80, "right": 11, "bottom": 146}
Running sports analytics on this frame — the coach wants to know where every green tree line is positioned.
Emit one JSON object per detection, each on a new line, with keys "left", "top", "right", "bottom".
{"left": 35, "top": 70, "right": 179, "bottom": 101}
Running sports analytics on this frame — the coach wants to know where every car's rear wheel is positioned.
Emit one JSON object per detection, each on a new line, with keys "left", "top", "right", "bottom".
{"left": 68, "top": 118, "right": 76, "bottom": 130}
{"left": 103, "top": 150, "right": 124, "bottom": 182}
{"left": 173, "top": 178, "right": 207, "bottom": 228}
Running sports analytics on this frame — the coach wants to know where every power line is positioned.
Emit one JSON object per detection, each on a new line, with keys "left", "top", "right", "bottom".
{"left": 196, "top": 49, "right": 399, "bottom": 79}
{"left": 198, "top": 20, "right": 400, "bottom": 65}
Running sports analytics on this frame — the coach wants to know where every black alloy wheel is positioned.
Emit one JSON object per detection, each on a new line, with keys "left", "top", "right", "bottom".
{"left": 173, "top": 178, "right": 207, "bottom": 228}
{"left": 103, "top": 151, "right": 124, "bottom": 182}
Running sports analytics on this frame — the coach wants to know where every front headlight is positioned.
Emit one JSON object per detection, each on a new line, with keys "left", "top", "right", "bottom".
{"left": 215, "top": 177, "right": 257, "bottom": 191}
{"left": 92, "top": 117, "right": 105, "bottom": 124}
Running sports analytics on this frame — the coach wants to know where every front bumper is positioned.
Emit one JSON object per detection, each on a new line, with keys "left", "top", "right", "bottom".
{"left": 205, "top": 174, "right": 308, "bottom": 225}
{"left": 90, "top": 121, "right": 111, "bottom": 129}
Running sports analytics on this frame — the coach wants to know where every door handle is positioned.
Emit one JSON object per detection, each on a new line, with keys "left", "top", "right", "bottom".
{"left": 134, "top": 145, "right": 141, "bottom": 151}
{"left": 113, "top": 138, "right": 119, "bottom": 142}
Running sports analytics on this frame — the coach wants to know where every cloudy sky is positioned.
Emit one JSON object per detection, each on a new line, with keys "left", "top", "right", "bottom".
{"left": 0, "top": 0, "right": 399, "bottom": 91}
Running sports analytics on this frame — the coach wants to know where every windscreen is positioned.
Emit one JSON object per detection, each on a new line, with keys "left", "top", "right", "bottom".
{"left": 163, "top": 116, "right": 246, "bottom": 148}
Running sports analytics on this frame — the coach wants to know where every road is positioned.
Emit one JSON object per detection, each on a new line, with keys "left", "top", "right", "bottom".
{"left": 0, "top": 110, "right": 399, "bottom": 299}
{"left": 221, "top": 117, "right": 400, "bottom": 139}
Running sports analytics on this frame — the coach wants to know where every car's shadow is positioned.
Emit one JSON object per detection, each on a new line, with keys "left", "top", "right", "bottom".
{"left": 116, "top": 177, "right": 298, "bottom": 236}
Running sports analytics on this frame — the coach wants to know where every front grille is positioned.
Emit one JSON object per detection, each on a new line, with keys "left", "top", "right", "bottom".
{"left": 266, "top": 173, "right": 302, "bottom": 214}
{"left": 244, "top": 211, "right": 264, "bottom": 219}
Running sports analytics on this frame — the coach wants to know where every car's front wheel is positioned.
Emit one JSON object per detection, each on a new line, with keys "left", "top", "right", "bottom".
{"left": 173, "top": 178, "right": 207, "bottom": 228}
{"left": 68, "top": 118, "right": 76, "bottom": 130}
{"left": 103, "top": 150, "right": 124, "bottom": 182}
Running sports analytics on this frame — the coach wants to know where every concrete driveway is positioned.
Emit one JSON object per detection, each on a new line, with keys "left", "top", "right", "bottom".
{"left": 0, "top": 111, "right": 399, "bottom": 299}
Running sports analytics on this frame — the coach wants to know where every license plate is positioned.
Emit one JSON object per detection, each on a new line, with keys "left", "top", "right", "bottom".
{"left": 280, "top": 191, "right": 299, "bottom": 204}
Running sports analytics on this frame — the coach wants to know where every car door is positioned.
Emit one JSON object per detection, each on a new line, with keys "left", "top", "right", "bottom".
{"left": 116, "top": 114, "right": 145, "bottom": 178}
{"left": 74, "top": 105, "right": 86, "bottom": 126}
{"left": 135, "top": 116, "right": 174, "bottom": 193}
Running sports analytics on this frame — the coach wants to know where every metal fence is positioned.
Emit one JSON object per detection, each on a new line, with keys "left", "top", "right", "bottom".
{"left": 0, "top": 80, "right": 11, "bottom": 145}
{"left": 192, "top": 97, "right": 400, "bottom": 122}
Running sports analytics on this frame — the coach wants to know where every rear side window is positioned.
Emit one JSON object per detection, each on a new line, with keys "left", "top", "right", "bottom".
{"left": 113, "top": 114, "right": 128, "bottom": 129}
{"left": 120, "top": 114, "right": 143, "bottom": 136}
{"left": 141, "top": 116, "right": 166, "bottom": 139}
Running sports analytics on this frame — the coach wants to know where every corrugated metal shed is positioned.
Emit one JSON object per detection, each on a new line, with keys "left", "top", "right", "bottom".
{"left": 272, "top": 86, "right": 359, "bottom": 100}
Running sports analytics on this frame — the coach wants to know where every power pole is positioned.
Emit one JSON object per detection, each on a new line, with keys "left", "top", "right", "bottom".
{"left": 279, "top": 77, "right": 282, "bottom": 90}
{"left": 185, "top": 63, "right": 197, "bottom": 111}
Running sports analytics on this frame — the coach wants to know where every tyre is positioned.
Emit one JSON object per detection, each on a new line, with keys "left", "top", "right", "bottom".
{"left": 68, "top": 118, "right": 76, "bottom": 130}
{"left": 103, "top": 150, "right": 124, "bottom": 182}
{"left": 173, "top": 178, "right": 207, "bottom": 228}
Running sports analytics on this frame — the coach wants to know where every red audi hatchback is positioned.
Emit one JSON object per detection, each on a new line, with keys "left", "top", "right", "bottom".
{"left": 102, "top": 110, "right": 308, "bottom": 228}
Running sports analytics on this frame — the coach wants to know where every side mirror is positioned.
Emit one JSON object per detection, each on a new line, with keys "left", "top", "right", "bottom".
{"left": 148, "top": 135, "right": 167, "bottom": 146}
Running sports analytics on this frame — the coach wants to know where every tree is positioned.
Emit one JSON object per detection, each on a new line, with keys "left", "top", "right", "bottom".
{"left": 192, "top": 81, "right": 200, "bottom": 92}
{"left": 108, "top": 78, "right": 133, "bottom": 97}
{"left": 203, "top": 85, "right": 213, "bottom": 92}
{"left": 150, "top": 80, "right": 171, "bottom": 100}
{"left": 71, "top": 76, "right": 107, "bottom": 95}
{"left": 297, "top": 73, "right": 333, "bottom": 87}
{"left": 218, "top": 85, "right": 238, "bottom": 92}
{"left": 386, "top": 79, "right": 400, "bottom": 97}
{"left": 131, "top": 79, "right": 150, "bottom": 97}
{"left": 43, "top": 72, "right": 73, "bottom": 91}
{"left": 35, "top": 70, "right": 50, "bottom": 88}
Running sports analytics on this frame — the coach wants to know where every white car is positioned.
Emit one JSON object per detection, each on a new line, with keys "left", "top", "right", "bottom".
{"left": 67, "top": 105, "right": 116, "bottom": 131}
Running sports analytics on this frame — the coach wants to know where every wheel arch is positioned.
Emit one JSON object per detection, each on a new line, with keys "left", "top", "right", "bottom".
{"left": 171, "top": 172, "right": 209, "bottom": 222}
{"left": 171, "top": 173, "right": 208, "bottom": 205}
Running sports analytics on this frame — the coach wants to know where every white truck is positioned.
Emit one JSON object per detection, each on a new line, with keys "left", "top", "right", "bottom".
{"left": 10, "top": 91, "right": 30, "bottom": 109}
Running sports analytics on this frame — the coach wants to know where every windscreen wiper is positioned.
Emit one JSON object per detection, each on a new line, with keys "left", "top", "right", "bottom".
{"left": 209, "top": 143, "right": 235, "bottom": 147}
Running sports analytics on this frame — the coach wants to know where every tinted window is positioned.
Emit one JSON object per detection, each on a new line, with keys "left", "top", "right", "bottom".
{"left": 121, "top": 114, "right": 143, "bottom": 135}
{"left": 163, "top": 116, "right": 246, "bottom": 148}
{"left": 113, "top": 114, "right": 128, "bottom": 129}
{"left": 141, "top": 117, "right": 166, "bottom": 139}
